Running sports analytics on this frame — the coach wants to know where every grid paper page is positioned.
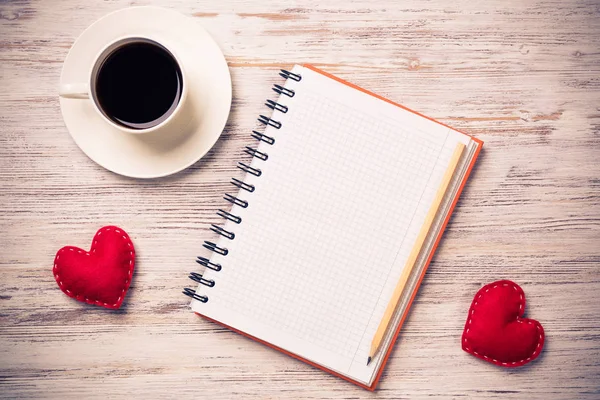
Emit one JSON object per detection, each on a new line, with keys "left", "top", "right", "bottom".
{"left": 193, "top": 65, "right": 471, "bottom": 384}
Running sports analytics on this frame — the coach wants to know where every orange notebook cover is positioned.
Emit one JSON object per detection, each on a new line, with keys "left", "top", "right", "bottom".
{"left": 188, "top": 65, "right": 483, "bottom": 390}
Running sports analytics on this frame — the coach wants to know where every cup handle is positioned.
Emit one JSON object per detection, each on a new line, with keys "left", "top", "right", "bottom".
{"left": 59, "top": 83, "right": 90, "bottom": 99}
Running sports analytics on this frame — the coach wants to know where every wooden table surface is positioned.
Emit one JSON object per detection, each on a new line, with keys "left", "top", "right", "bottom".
{"left": 1, "top": 0, "right": 599, "bottom": 398}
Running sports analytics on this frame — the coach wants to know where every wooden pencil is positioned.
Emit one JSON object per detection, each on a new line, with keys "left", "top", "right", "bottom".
{"left": 368, "top": 142, "right": 466, "bottom": 365}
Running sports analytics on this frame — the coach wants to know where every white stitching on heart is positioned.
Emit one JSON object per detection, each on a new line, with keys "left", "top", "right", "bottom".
{"left": 53, "top": 226, "right": 135, "bottom": 309}
{"left": 463, "top": 282, "right": 544, "bottom": 366}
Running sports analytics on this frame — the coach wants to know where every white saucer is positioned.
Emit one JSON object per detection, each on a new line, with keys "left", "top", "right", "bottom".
{"left": 59, "top": 7, "right": 232, "bottom": 178}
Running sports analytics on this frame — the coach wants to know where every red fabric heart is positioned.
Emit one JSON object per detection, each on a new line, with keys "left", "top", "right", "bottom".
{"left": 462, "top": 280, "right": 544, "bottom": 367}
{"left": 53, "top": 226, "right": 135, "bottom": 309}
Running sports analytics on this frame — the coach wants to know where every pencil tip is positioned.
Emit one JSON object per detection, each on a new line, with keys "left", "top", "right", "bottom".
{"left": 367, "top": 357, "right": 372, "bottom": 365}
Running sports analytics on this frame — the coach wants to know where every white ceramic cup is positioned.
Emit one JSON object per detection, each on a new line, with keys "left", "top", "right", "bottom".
{"left": 59, "top": 36, "right": 195, "bottom": 136}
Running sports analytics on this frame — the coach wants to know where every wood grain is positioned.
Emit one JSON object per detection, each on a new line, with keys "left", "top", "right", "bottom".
{"left": 1, "top": 0, "right": 599, "bottom": 398}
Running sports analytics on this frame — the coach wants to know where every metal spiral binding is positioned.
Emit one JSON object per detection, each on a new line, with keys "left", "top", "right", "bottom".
{"left": 266, "top": 99, "right": 288, "bottom": 113}
{"left": 189, "top": 272, "right": 216, "bottom": 287}
{"left": 217, "top": 209, "right": 242, "bottom": 224}
{"left": 202, "top": 241, "right": 228, "bottom": 256}
{"left": 231, "top": 177, "right": 255, "bottom": 193}
{"left": 210, "top": 224, "right": 235, "bottom": 240}
{"left": 196, "top": 256, "right": 222, "bottom": 271}
{"left": 252, "top": 131, "right": 275, "bottom": 145}
{"left": 184, "top": 68, "right": 301, "bottom": 304}
{"left": 244, "top": 146, "right": 268, "bottom": 161}
{"left": 237, "top": 162, "right": 262, "bottom": 177}
{"left": 183, "top": 288, "right": 208, "bottom": 303}
{"left": 279, "top": 69, "right": 302, "bottom": 82}
{"left": 273, "top": 84, "right": 295, "bottom": 97}
{"left": 224, "top": 193, "right": 249, "bottom": 208}
{"left": 258, "top": 115, "right": 282, "bottom": 129}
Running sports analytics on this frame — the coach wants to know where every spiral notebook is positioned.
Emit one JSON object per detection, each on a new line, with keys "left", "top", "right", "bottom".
{"left": 185, "top": 65, "right": 483, "bottom": 390}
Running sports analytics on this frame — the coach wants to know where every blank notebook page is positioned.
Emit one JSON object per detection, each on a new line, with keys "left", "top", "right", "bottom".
{"left": 192, "top": 65, "right": 470, "bottom": 385}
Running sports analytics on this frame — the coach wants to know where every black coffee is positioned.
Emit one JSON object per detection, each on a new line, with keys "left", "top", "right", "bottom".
{"left": 96, "top": 41, "right": 183, "bottom": 129}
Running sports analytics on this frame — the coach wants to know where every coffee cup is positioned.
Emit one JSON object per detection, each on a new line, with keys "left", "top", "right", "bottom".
{"left": 59, "top": 36, "right": 194, "bottom": 136}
